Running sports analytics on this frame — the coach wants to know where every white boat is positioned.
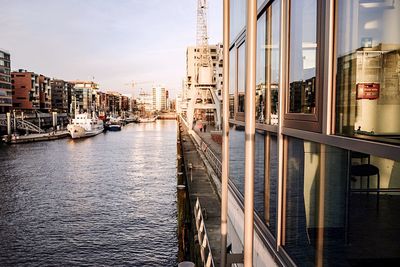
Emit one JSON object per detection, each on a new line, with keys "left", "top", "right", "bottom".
{"left": 67, "top": 112, "right": 104, "bottom": 139}
{"left": 138, "top": 116, "right": 157, "bottom": 123}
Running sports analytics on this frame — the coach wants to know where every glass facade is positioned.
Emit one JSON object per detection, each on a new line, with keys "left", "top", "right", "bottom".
{"left": 335, "top": 0, "right": 400, "bottom": 144}
{"left": 284, "top": 137, "right": 400, "bottom": 266}
{"left": 225, "top": 0, "right": 400, "bottom": 265}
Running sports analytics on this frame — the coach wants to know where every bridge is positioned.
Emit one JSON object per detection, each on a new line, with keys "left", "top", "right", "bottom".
{"left": 0, "top": 117, "right": 43, "bottom": 133}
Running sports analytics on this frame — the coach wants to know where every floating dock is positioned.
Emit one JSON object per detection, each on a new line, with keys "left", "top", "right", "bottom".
{"left": 2, "top": 130, "right": 69, "bottom": 144}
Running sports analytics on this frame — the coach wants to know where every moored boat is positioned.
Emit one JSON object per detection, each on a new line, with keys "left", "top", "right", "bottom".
{"left": 67, "top": 112, "right": 104, "bottom": 139}
{"left": 138, "top": 116, "right": 157, "bottom": 123}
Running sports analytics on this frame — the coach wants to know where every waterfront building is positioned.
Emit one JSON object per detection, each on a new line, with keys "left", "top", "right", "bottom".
{"left": 136, "top": 91, "right": 153, "bottom": 113}
{"left": 51, "top": 79, "right": 73, "bottom": 113}
{"left": 181, "top": 44, "right": 224, "bottom": 128}
{"left": 96, "top": 91, "right": 109, "bottom": 114}
{"left": 121, "top": 94, "right": 130, "bottom": 112}
{"left": 70, "top": 81, "right": 98, "bottom": 113}
{"left": 0, "top": 50, "right": 12, "bottom": 113}
{"left": 220, "top": 0, "right": 400, "bottom": 266}
{"left": 107, "top": 91, "right": 122, "bottom": 115}
{"left": 39, "top": 75, "right": 51, "bottom": 111}
{"left": 11, "top": 69, "right": 40, "bottom": 110}
{"left": 152, "top": 85, "right": 167, "bottom": 111}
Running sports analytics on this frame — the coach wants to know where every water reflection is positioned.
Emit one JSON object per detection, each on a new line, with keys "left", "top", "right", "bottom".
{"left": 0, "top": 121, "right": 178, "bottom": 266}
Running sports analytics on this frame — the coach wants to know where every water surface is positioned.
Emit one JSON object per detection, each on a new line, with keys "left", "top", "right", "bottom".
{"left": 0, "top": 121, "right": 178, "bottom": 266}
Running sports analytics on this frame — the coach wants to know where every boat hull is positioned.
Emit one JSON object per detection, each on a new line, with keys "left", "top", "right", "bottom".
{"left": 67, "top": 124, "right": 104, "bottom": 139}
{"left": 107, "top": 124, "right": 122, "bottom": 131}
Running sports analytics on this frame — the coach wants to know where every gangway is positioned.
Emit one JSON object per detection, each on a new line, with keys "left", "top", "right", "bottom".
{"left": 0, "top": 118, "right": 44, "bottom": 133}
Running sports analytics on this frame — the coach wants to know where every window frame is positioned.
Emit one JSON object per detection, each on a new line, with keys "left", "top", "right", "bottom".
{"left": 283, "top": 0, "right": 325, "bottom": 132}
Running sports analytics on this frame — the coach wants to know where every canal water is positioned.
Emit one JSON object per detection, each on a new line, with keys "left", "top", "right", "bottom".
{"left": 0, "top": 121, "right": 178, "bottom": 266}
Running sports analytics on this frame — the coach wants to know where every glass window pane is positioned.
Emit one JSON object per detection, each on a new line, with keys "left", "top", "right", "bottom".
{"left": 256, "top": 13, "right": 267, "bottom": 123}
{"left": 335, "top": 1, "right": 400, "bottom": 144}
{"left": 285, "top": 137, "right": 400, "bottom": 265}
{"left": 269, "top": 134, "right": 278, "bottom": 236}
{"left": 229, "top": 125, "right": 245, "bottom": 195}
{"left": 284, "top": 137, "right": 321, "bottom": 265}
{"left": 229, "top": 49, "right": 236, "bottom": 118}
{"left": 230, "top": 0, "right": 246, "bottom": 42}
{"left": 238, "top": 43, "right": 246, "bottom": 113}
{"left": 270, "top": 0, "right": 280, "bottom": 125}
{"left": 254, "top": 131, "right": 265, "bottom": 217}
{"left": 288, "top": 0, "right": 317, "bottom": 114}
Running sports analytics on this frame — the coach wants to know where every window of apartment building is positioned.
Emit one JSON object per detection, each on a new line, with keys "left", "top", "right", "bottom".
{"left": 283, "top": 137, "right": 400, "bottom": 265}
{"left": 256, "top": 0, "right": 280, "bottom": 125}
{"left": 334, "top": 0, "right": 400, "bottom": 145}
{"left": 285, "top": 0, "right": 322, "bottom": 132}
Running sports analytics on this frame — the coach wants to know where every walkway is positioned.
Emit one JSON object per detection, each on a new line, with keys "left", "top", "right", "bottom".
{"left": 180, "top": 122, "right": 221, "bottom": 266}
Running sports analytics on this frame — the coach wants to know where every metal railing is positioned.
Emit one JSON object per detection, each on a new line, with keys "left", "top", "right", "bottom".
{"left": 0, "top": 118, "right": 43, "bottom": 133}
{"left": 194, "top": 198, "right": 215, "bottom": 267}
{"left": 179, "top": 115, "right": 222, "bottom": 181}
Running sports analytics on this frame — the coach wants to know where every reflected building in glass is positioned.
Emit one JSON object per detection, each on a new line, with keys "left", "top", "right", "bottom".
{"left": 224, "top": 0, "right": 400, "bottom": 266}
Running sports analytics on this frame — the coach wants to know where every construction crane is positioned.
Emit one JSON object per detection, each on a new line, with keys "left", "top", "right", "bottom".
{"left": 197, "top": 0, "right": 212, "bottom": 68}
{"left": 186, "top": 0, "right": 221, "bottom": 130}
{"left": 124, "top": 80, "right": 154, "bottom": 95}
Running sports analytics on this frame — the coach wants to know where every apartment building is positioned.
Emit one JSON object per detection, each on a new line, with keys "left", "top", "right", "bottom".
{"left": 70, "top": 81, "right": 98, "bottom": 113}
{"left": 152, "top": 85, "right": 167, "bottom": 111}
{"left": 51, "top": 79, "right": 73, "bottom": 113}
{"left": 11, "top": 70, "right": 40, "bottom": 110}
{"left": 0, "top": 50, "right": 12, "bottom": 113}
{"left": 39, "top": 75, "right": 51, "bottom": 111}
{"left": 222, "top": 0, "right": 400, "bottom": 266}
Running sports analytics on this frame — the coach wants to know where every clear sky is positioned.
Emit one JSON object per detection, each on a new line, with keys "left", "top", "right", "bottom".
{"left": 0, "top": 0, "right": 222, "bottom": 97}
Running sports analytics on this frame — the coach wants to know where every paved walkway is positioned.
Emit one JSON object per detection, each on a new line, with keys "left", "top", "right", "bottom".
{"left": 180, "top": 123, "right": 221, "bottom": 266}
{"left": 192, "top": 123, "right": 222, "bottom": 160}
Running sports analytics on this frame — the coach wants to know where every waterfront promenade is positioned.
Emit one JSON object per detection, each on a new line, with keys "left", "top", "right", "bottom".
{"left": 179, "top": 120, "right": 222, "bottom": 266}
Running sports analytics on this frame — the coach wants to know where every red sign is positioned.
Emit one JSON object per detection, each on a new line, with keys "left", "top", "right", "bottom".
{"left": 356, "top": 83, "right": 380, "bottom": 100}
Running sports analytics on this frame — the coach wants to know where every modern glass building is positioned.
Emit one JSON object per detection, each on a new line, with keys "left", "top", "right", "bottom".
{"left": 222, "top": 0, "right": 400, "bottom": 266}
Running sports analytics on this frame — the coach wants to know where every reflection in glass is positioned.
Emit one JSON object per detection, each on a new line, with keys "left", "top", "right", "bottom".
{"left": 254, "top": 131, "right": 265, "bottom": 217}
{"left": 335, "top": 1, "right": 400, "bottom": 143}
{"left": 285, "top": 137, "right": 400, "bottom": 265}
{"left": 238, "top": 43, "right": 246, "bottom": 113}
{"left": 255, "top": 1, "right": 280, "bottom": 125}
{"left": 268, "top": 134, "right": 278, "bottom": 236}
{"left": 270, "top": 0, "right": 280, "bottom": 124}
{"left": 256, "top": 13, "right": 267, "bottom": 123}
{"left": 229, "top": 49, "right": 236, "bottom": 119}
{"left": 289, "top": 0, "right": 317, "bottom": 114}
{"left": 229, "top": 125, "right": 245, "bottom": 195}
{"left": 230, "top": 0, "right": 246, "bottom": 41}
